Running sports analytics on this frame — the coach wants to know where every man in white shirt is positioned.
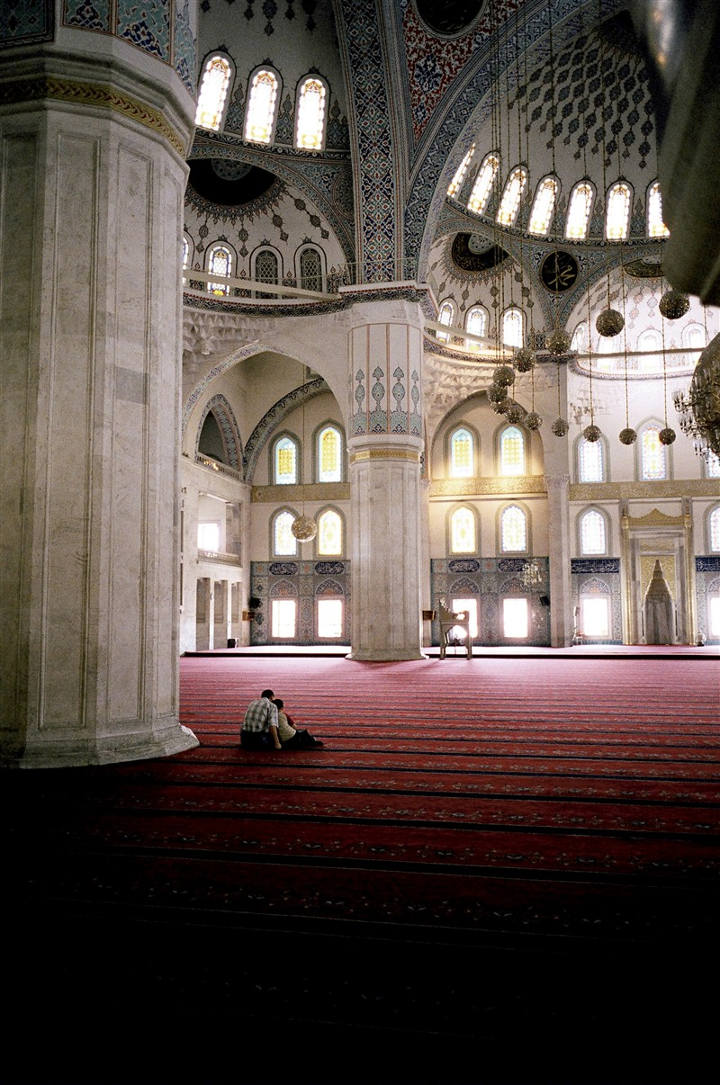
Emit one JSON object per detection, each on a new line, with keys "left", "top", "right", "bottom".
{"left": 241, "top": 689, "right": 281, "bottom": 750}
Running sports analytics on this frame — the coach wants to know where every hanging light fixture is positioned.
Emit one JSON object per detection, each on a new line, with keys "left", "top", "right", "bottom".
{"left": 659, "top": 288, "right": 690, "bottom": 320}
{"left": 291, "top": 362, "right": 318, "bottom": 542}
{"left": 674, "top": 332, "right": 720, "bottom": 458}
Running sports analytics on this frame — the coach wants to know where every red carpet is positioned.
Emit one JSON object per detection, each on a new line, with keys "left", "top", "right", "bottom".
{"left": 4, "top": 654, "right": 720, "bottom": 1084}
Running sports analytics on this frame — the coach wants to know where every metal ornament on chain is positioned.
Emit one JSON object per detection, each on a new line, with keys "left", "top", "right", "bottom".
{"left": 546, "top": 328, "right": 571, "bottom": 355}
{"left": 674, "top": 331, "right": 720, "bottom": 458}
{"left": 514, "top": 346, "right": 536, "bottom": 372}
{"left": 595, "top": 307, "right": 624, "bottom": 337}
{"left": 659, "top": 289, "right": 690, "bottom": 320}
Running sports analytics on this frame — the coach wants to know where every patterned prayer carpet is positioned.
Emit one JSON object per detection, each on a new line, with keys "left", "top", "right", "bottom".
{"left": 4, "top": 654, "right": 720, "bottom": 1085}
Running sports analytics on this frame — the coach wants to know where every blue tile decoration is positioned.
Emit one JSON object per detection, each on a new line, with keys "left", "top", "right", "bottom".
{"left": 571, "top": 558, "right": 621, "bottom": 573}
{"left": 173, "top": 0, "right": 195, "bottom": 92}
{"left": 696, "top": 556, "right": 720, "bottom": 572}
{"left": 117, "top": 0, "right": 170, "bottom": 62}
{"left": 2, "top": 0, "right": 53, "bottom": 44}
{"left": 195, "top": 394, "right": 243, "bottom": 473}
{"left": 250, "top": 560, "right": 351, "bottom": 644}
{"left": 430, "top": 557, "right": 551, "bottom": 647}
{"left": 335, "top": 0, "right": 396, "bottom": 281}
{"left": 62, "top": 0, "right": 109, "bottom": 32}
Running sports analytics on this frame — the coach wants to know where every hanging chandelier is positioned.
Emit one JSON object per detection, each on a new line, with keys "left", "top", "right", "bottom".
{"left": 674, "top": 332, "right": 720, "bottom": 458}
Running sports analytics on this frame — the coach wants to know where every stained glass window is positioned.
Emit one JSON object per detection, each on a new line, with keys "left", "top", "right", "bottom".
{"left": 273, "top": 511, "right": 297, "bottom": 556}
{"left": 295, "top": 77, "right": 327, "bottom": 150}
{"left": 195, "top": 55, "right": 232, "bottom": 131}
{"left": 503, "top": 308, "right": 524, "bottom": 348}
{"left": 565, "top": 181, "right": 594, "bottom": 240}
{"left": 274, "top": 437, "right": 297, "bottom": 484}
{"left": 647, "top": 180, "right": 670, "bottom": 238}
{"left": 500, "top": 505, "right": 527, "bottom": 552}
{"left": 317, "top": 509, "right": 342, "bottom": 555}
{"left": 317, "top": 425, "right": 342, "bottom": 481}
{"left": 182, "top": 236, "right": 190, "bottom": 269}
{"left": 581, "top": 596, "right": 610, "bottom": 637}
{"left": 571, "top": 321, "right": 587, "bottom": 353}
{"left": 447, "top": 144, "right": 475, "bottom": 197}
{"left": 467, "top": 153, "right": 500, "bottom": 214}
{"left": 579, "top": 438, "right": 604, "bottom": 483}
{"left": 640, "top": 427, "right": 666, "bottom": 480}
{"left": 299, "top": 247, "right": 323, "bottom": 291}
{"left": 450, "top": 428, "right": 473, "bottom": 478}
{"left": 437, "top": 300, "right": 454, "bottom": 342}
{"left": 503, "top": 597, "right": 528, "bottom": 638}
{"left": 500, "top": 426, "right": 525, "bottom": 476}
{"left": 580, "top": 509, "right": 606, "bottom": 555}
{"left": 271, "top": 599, "right": 296, "bottom": 637}
{"left": 706, "top": 453, "right": 720, "bottom": 480}
{"left": 497, "top": 166, "right": 527, "bottom": 227}
{"left": 606, "top": 182, "right": 632, "bottom": 241}
{"left": 208, "top": 245, "right": 232, "bottom": 295}
{"left": 317, "top": 598, "right": 343, "bottom": 638}
{"left": 245, "top": 69, "right": 279, "bottom": 144}
{"left": 465, "top": 306, "right": 487, "bottom": 352}
{"left": 255, "top": 249, "right": 279, "bottom": 297}
{"left": 528, "top": 176, "right": 559, "bottom": 236}
{"left": 710, "top": 507, "right": 720, "bottom": 551}
{"left": 450, "top": 507, "right": 476, "bottom": 554}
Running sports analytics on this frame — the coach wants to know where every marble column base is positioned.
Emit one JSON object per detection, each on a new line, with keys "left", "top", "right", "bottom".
{"left": 2, "top": 721, "right": 199, "bottom": 769}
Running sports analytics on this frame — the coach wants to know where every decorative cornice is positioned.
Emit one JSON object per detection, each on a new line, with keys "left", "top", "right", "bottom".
{"left": 0, "top": 76, "right": 188, "bottom": 156}
{"left": 624, "top": 509, "right": 686, "bottom": 528}
{"left": 570, "top": 481, "right": 720, "bottom": 501}
{"left": 251, "top": 483, "right": 350, "bottom": 503}
{"left": 430, "top": 476, "right": 547, "bottom": 497}
{"left": 350, "top": 448, "right": 422, "bottom": 464}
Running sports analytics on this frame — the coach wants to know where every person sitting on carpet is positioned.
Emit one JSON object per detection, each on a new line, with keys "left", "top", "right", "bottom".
{"left": 241, "top": 689, "right": 281, "bottom": 750}
{"left": 273, "top": 698, "right": 324, "bottom": 750}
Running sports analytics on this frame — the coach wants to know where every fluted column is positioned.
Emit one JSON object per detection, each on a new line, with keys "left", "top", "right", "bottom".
{"left": 546, "top": 473, "right": 573, "bottom": 647}
{"left": 0, "top": 7, "right": 199, "bottom": 765}
{"left": 345, "top": 290, "right": 427, "bottom": 659}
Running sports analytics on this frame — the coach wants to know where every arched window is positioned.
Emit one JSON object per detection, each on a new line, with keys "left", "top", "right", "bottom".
{"left": 295, "top": 76, "right": 328, "bottom": 150}
{"left": 606, "top": 181, "right": 632, "bottom": 241}
{"left": 437, "top": 300, "right": 455, "bottom": 342}
{"left": 317, "top": 509, "right": 342, "bottom": 555}
{"left": 467, "top": 152, "right": 500, "bottom": 214}
{"left": 578, "top": 437, "right": 605, "bottom": 483}
{"left": 450, "top": 427, "right": 474, "bottom": 478}
{"left": 317, "top": 424, "right": 342, "bottom": 482}
{"left": 710, "top": 507, "right": 720, "bottom": 551}
{"left": 245, "top": 68, "right": 280, "bottom": 145}
{"left": 450, "top": 507, "right": 476, "bottom": 554}
{"left": 647, "top": 180, "right": 670, "bottom": 238}
{"left": 273, "top": 435, "right": 298, "bottom": 484}
{"left": 503, "top": 307, "right": 524, "bottom": 348}
{"left": 528, "top": 175, "right": 559, "bottom": 236}
{"left": 299, "top": 247, "right": 323, "bottom": 292}
{"left": 207, "top": 244, "right": 233, "bottom": 295}
{"left": 580, "top": 509, "right": 607, "bottom": 555}
{"left": 182, "top": 236, "right": 190, "bottom": 270}
{"left": 640, "top": 425, "right": 667, "bottom": 481}
{"left": 254, "top": 248, "right": 279, "bottom": 297}
{"left": 565, "top": 181, "right": 594, "bottom": 240}
{"left": 447, "top": 144, "right": 475, "bottom": 198}
{"left": 637, "top": 328, "right": 661, "bottom": 373}
{"left": 497, "top": 166, "right": 528, "bottom": 227}
{"left": 500, "top": 505, "right": 527, "bottom": 552}
{"left": 195, "top": 54, "right": 233, "bottom": 131}
{"left": 706, "top": 452, "right": 720, "bottom": 479}
{"left": 273, "top": 510, "right": 298, "bottom": 556}
{"left": 571, "top": 321, "right": 587, "bottom": 353}
{"left": 500, "top": 425, "right": 525, "bottom": 476}
{"left": 465, "top": 305, "right": 488, "bottom": 352}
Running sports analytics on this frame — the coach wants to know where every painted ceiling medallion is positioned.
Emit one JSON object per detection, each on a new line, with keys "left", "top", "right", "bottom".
{"left": 540, "top": 251, "right": 579, "bottom": 293}
{"left": 415, "top": 0, "right": 486, "bottom": 36}
{"left": 451, "top": 234, "right": 509, "bottom": 273}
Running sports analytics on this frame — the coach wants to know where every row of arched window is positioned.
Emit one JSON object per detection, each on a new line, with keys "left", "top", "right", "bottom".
{"left": 271, "top": 424, "right": 343, "bottom": 484}
{"left": 273, "top": 507, "right": 344, "bottom": 557}
{"left": 184, "top": 239, "right": 325, "bottom": 296}
{"left": 196, "top": 54, "right": 329, "bottom": 151}
{"left": 436, "top": 302, "right": 523, "bottom": 349}
{"left": 447, "top": 504, "right": 603, "bottom": 557}
{"left": 448, "top": 147, "right": 669, "bottom": 240}
{"left": 446, "top": 422, "right": 720, "bottom": 484}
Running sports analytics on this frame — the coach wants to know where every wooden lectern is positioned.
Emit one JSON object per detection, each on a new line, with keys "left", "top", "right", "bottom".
{"left": 437, "top": 599, "right": 473, "bottom": 659}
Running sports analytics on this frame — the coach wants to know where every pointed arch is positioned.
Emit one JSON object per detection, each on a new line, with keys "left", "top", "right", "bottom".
{"left": 195, "top": 53, "right": 234, "bottom": 132}
{"left": 195, "top": 394, "right": 244, "bottom": 473}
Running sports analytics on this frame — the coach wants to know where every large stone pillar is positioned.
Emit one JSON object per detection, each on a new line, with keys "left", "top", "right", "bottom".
{"left": 546, "top": 473, "right": 573, "bottom": 647}
{"left": 0, "top": 5, "right": 199, "bottom": 765}
{"left": 345, "top": 290, "right": 427, "bottom": 660}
